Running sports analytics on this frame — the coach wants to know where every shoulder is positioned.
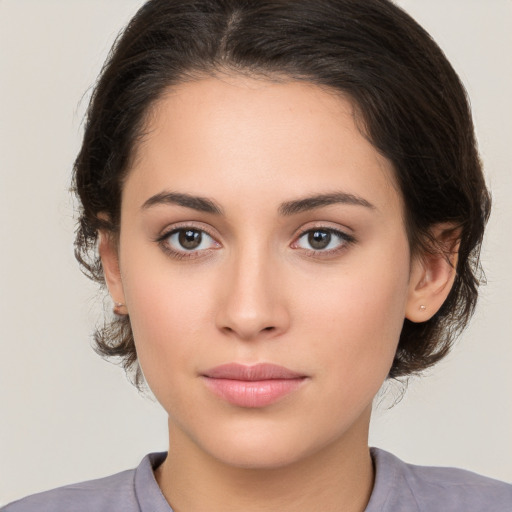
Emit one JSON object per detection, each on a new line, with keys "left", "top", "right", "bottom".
{"left": 1, "top": 453, "right": 168, "bottom": 512}
{"left": 368, "top": 448, "right": 512, "bottom": 512}
{"left": 1, "top": 469, "right": 136, "bottom": 512}
{"left": 402, "top": 457, "right": 512, "bottom": 511}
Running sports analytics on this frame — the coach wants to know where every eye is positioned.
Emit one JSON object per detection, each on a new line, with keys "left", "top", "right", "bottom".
{"left": 293, "top": 228, "right": 355, "bottom": 255}
{"left": 158, "top": 227, "right": 220, "bottom": 259}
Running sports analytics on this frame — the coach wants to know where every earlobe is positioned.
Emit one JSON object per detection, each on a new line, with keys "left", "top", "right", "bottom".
{"left": 98, "top": 230, "right": 126, "bottom": 309}
{"left": 405, "top": 224, "right": 460, "bottom": 323}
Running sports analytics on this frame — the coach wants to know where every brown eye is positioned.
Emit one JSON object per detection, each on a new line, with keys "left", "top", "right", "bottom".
{"left": 308, "top": 230, "right": 331, "bottom": 250}
{"left": 178, "top": 229, "right": 202, "bottom": 250}
{"left": 293, "top": 227, "right": 354, "bottom": 255}
{"left": 161, "top": 228, "right": 219, "bottom": 256}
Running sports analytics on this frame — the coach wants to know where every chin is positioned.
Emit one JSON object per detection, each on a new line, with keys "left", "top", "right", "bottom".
{"left": 208, "top": 441, "right": 309, "bottom": 470}
{"left": 192, "top": 419, "right": 342, "bottom": 471}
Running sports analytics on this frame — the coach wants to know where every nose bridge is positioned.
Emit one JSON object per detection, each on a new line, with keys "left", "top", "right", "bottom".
{"left": 216, "top": 238, "right": 288, "bottom": 340}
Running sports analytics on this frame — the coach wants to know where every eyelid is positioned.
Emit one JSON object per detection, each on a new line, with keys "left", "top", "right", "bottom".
{"left": 154, "top": 221, "right": 356, "bottom": 261}
{"left": 291, "top": 220, "right": 355, "bottom": 241}
{"left": 155, "top": 222, "right": 221, "bottom": 260}
{"left": 290, "top": 223, "right": 356, "bottom": 257}
{"left": 155, "top": 221, "right": 219, "bottom": 242}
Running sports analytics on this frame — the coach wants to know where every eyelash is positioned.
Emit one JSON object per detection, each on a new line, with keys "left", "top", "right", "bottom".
{"left": 155, "top": 225, "right": 220, "bottom": 261}
{"left": 292, "top": 227, "right": 356, "bottom": 258}
{"left": 156, "top": 225, "right": 356, "bottom": 261}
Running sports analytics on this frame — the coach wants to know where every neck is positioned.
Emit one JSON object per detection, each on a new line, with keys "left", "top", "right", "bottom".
{"left": 155, "top": 410, "right": 374, "bottom": 512}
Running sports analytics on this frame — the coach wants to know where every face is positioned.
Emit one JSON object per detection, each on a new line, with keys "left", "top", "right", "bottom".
{"left": 105, "top": 75, "right": 420, "bottom": 469}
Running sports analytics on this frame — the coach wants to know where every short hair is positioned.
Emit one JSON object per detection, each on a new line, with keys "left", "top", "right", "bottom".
{"left": 73, "top": 0, "right": 490, "bottom": 388}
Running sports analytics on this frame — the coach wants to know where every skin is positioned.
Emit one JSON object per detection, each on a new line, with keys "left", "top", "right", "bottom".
{"left": 100, "top": 74, "right": 456, "bottom": 512}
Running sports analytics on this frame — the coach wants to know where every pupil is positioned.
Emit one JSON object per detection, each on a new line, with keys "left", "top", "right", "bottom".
{"left": 309, "top": 230, "right": 330, "bottom": 249}
{"left": 179, "top": 229, "right": 202, "bottom": 250}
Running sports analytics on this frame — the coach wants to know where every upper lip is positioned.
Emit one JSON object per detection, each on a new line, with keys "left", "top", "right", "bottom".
{"left": 202, "top": 363, "right": 305, "bottom": 381}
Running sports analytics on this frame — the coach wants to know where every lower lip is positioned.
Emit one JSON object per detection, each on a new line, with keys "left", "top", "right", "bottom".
{"left": 202, "top": 377, "right": 306, "bottom": 408}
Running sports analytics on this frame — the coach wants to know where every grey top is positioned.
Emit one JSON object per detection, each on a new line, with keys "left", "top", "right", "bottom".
{"left": 3, "top": 448, "right": 512, "bottom": 511}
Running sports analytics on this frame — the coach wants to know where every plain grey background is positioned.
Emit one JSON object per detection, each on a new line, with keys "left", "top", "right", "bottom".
{"left": 1, "top": 0, "right": 511, "bottom": 505}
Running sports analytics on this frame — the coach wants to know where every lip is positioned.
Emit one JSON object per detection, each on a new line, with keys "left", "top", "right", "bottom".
{"left": 201, "top": 363, "right": 308, "bottom": 408}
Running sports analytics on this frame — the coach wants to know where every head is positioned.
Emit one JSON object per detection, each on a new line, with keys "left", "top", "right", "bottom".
{"left": 74, "top": 0, "right": 489, "bottom": 462}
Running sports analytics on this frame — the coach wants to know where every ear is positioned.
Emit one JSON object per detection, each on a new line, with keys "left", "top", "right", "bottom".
{"left": 405, "top": 223, "right": 460, "bottom": 323}
{"left": 98, "top": 229, "right": 126, "bottom": 309}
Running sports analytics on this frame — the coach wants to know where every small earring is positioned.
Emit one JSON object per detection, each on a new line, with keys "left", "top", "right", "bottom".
{"left": 113, "top": 302, "right": 127, "bottom": 315}
{"left": 419, "top": 305, "right": 427, "bottom": 311}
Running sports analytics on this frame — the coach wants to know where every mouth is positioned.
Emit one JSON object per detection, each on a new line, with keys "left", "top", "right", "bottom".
{"left": 201, "top": 363, "right": 308, "bottom": 408}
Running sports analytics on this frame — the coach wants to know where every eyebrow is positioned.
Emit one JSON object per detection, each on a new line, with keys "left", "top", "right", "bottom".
{"left": 141, "top": 192, "right": 224, "bottom": 215}
{"left": 278, "top": 192, "right": 375, "bottom": 216}
{"left": 141, "top": 190, "right": 375, "bottom": 216}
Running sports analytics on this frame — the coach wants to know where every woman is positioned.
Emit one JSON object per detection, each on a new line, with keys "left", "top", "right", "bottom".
{"left": 3, "top": 0, "right": 511, "bottom": 510}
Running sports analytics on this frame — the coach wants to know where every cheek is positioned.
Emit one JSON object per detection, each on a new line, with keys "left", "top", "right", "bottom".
{"left": 121, "top": 253, "right": 218, "bottom": 392}
{"left": 296, "top": 245, "right": 410, "bottom": 387}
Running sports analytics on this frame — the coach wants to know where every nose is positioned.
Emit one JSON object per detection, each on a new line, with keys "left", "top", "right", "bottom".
{"left": 215, "top": 247, "right": 290, "bottom": 341}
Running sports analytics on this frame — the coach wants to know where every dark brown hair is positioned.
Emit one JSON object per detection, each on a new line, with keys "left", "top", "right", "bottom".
{"left": 73, "top": 0, "right": 490, "bottom": 388}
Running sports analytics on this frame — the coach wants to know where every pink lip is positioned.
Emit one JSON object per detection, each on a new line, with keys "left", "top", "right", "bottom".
{"left": 201, "top": 363, "right": 307, "bottom": 408}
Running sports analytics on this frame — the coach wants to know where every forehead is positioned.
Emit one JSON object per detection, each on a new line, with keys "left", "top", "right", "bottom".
{"left": 125, "top": 75, "right": 402, "bottom": 218}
